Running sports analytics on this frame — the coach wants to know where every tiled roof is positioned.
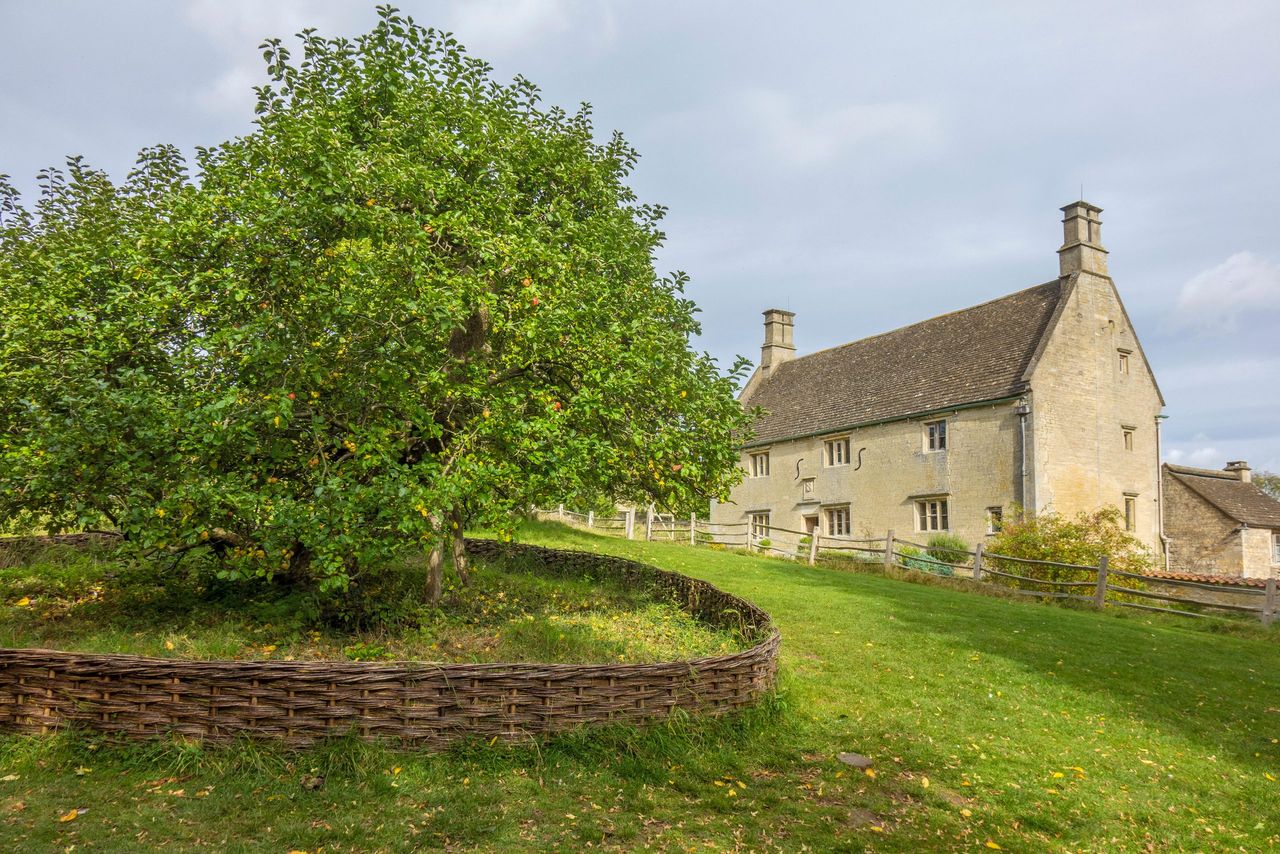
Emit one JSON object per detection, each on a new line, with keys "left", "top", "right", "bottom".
{"left": 742, "top": 280, "right": 1066, "bottom": 445}
{"left": 1163, "top": 464, "right": 1280, "bottom": 528}
{"left": 1143, "top": 569, "right": 1266, "bottom": 589}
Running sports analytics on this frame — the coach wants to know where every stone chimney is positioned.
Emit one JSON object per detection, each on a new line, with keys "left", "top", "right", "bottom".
{"left": 1225, "top": 460, "right": 1253, "bottom": 483}
{"left": 1058, "top": 200, "right": 1108, "bottom": 277}
{"left": 759, "top": 309, "right": 796, "bottom": 379}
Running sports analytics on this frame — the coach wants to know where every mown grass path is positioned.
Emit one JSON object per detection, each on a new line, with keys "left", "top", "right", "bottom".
{"left": 1, "top": 522, "right": 1277, "bottom": 852}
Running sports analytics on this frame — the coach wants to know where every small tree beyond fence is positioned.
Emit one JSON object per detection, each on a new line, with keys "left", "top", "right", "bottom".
{"left": 536, "top": 507, "right": 1279, "bottom": 627}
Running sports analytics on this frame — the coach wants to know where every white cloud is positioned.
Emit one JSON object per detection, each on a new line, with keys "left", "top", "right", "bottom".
{"left": 738, "top": 89, "right": 941, "bottom": 169}
{"left": 181, "top": 0, "right": 615, "bottom": 116}
{"left": 445, "top": 0, "right": 579, "bottom": 53}
{"left": 182, "top": 1, "right": 367, "bottom": 115}
{"left": 1171, "top": 251, "right": 1280, "bottom": 333}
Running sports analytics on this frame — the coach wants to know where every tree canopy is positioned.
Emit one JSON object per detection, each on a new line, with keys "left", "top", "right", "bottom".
{"left": 0, "top": 7, "right": 754, "bottom": 595}
{"left": 1254, "top": 471, "right": 1280, "bottom": 501}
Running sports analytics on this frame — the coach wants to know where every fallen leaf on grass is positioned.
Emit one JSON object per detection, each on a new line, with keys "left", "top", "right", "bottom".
{"left": 1, "top": 774, "right": 19, "bottom": 782}
{"left": 14, "top": 598, "right": 29, "bottom": 607}
{"left": 921, "top": 776, "right": 930, "bottom": 788}
{"left": 59, "top": 808, "right": 86, "bottom": 822}
{"left": 985, "top": 842, "right": 1002, "bottom": 850}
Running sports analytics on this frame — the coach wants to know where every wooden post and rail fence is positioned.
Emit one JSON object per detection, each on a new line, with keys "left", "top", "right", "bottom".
{"left": 535, "top": 505, "right": 1280, "bottom": 627}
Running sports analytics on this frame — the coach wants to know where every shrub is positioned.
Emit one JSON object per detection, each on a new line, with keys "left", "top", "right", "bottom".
{"left": 898, "top": 545, "right": 951, "bottom": 576}
{"left": 986, "top": 507, "right": 1153, "bottom": 593}
{"left": 926, "top": 533, "right": 970, "bottom": 566}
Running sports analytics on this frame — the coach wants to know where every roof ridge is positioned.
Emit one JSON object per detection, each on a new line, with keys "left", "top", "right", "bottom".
{"left": 1164, "top": 462, "right": 1234, "bottom": 479}
{"left": 774, "top": 279, "right": 1064, "bottom": 370}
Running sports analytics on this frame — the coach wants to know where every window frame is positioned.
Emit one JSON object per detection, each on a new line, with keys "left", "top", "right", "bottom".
{"left": 1122, "top": 427, "right": 1135, "bottom": 451}
{"left": 823, "top": 437, "right": 851, "bottom": 467}
{"left": 924, "top": 419, "right": 948, "bottom": 452}
{"left": 1117, "top": 349, "right": 1132, "bottom": 375}
{"left": 824, "top": 505, "right": 851, "bottom": 538}
{"left": 1123, "top": 494, "right": 1137, "bottom": 532}
{"left": 749, "top": 451, "right": 770, "bottom": 478}
{"left": 1272, "top": 533, "right": 1279, "bottom": 565}
{"left": 915, "top": 497, "right": 950, "bottom": 532}
{"left": 986, "top": 506, "right": 1004, "bottom": 535}
{"left": 749, "top": 511, "right": 771, "bottom": 541}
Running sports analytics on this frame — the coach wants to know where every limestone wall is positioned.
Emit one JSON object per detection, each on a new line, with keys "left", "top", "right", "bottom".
{"left": 1025, "top": 272, "right": 1164, "bottom": 552}
{"left": 1241, "top": 527, "right": 1277, "bottom": 579}
{"left": 1162, "top": 472, "right": 1243, "bottom": 574}
{"left": 710, "top": 401, "right": 1021, "bottom": 549}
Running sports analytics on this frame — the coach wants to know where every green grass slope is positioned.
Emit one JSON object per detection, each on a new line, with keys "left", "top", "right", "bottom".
{"left": 1, "top": 521, "right": 1277, "bottom": 852}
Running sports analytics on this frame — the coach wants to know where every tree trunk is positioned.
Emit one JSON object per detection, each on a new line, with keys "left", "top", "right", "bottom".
{"left": 282, "top": 544, "right": 313, "bottom": 589}
{"left": 427, "top": 539, "right": 444, "bottom": 605}
{"left": 449, "top": 506, "right": 470, "bottom": 587}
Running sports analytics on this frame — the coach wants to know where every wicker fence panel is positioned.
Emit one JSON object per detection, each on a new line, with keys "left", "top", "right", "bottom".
{"left": 0, "top": 538, "right": 779, "bottom": 747}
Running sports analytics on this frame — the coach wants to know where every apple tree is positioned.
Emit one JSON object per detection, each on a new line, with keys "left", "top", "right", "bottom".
{"left": 0, "top": 8, "right": 755, "bottom": 599}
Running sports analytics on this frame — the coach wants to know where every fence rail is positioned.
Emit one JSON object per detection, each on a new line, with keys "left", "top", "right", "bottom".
{"left": 535, "top": 506, "right": 1279, "bottom": 627}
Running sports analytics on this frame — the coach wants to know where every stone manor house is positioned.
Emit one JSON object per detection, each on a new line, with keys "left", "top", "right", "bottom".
{"left": 711, "top": 202, "right": 1169, "bottom": 555}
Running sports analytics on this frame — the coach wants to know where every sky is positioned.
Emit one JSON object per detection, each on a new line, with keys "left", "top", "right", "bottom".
{"left": 3, "top": 1, "right": 1278, "bottom": 472}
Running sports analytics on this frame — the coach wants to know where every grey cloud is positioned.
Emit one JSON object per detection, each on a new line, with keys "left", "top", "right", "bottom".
{"left": 2, "top": 0, "right": 1277, "bottom": 473}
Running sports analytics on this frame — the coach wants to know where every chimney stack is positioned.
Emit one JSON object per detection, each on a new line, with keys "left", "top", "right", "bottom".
{"left": 1058, "top": 200, "right": 1108, "bottom": 277}
{"left": 759, "top": 309, "right": 796, "bottom": 380}
{"left": 1224, "top": 461, "right": 1252, "bottom": 483}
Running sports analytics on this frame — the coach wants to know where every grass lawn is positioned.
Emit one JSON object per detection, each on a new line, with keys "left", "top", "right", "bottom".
{"left": 1, "top": 521, "right": 1278, "bottom": 852}
{"left": 0, "top": 540, "right": 742, "bottom": 664}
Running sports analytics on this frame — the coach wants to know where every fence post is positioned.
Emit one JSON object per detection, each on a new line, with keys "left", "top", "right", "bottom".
{"left": 587, "top": 510, "right": 594, "bottom": 528}
{"left": 808, "top": 530, "right": 819, "bottom": 566}
{"left": 884, "top": 530, "right": 895, "bottom": 568}
{"left": 1264, "top": 574, "right": 1277, "bottom": 626}
{"left": 645, "top": 505, "right": 654, "bottom": 541}
{"left": 972, "top": 542, "right": 984, "bottom": 582}
{"left": 690, "top": 513, "right": 697, "bottom": 546}
{"left": 625, "top": 508, "right": 634, "bottom": 540}
{"left": 557, "top": 503, "right": 565, "bottom": 522}
{"left": 1094, "top": 555, "right": 1109, "bottom": 609}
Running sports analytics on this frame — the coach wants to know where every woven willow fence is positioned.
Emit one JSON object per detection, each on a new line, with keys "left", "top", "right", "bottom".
{"left": 0, "top": 539, "right": 779, "bottom": 747}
